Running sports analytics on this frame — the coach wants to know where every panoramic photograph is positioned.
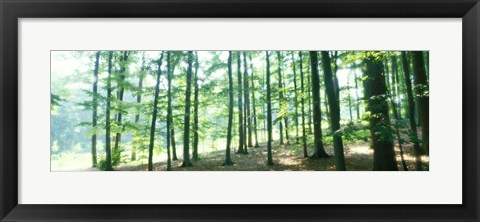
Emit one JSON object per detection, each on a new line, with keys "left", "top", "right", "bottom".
{"left": 51, "top": 50, "right": 429, "bottom": 171}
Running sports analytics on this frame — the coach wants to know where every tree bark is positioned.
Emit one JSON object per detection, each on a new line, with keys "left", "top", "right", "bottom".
{"left": 364, "top": 52, "right": 398, "bottom": 171}
{"left": 104, "top": 51, "right": 114, "bottom": 171}
{"left": 192, "top": 52, "right": 200, "bottom": 161}
{"left": 148, "top": 52, "right": 164, "bottom": 171}
{"left": 321, "top": 51, "right": 346, "bottom": 170}
{"left": 249, "top": 54, "right": 260, "bottom": 147}
{"left": 114, "top": 51, "right": 129, "bottom": 154}
{"left": 266, "top": 51, "right": 274, "bottom": 166}
{"left": 223, "top": 51, "right": 235, "bottom": 166}
{"left": 412, "top": 51, "right": 429, "bottom": 155}
{"left": 236, "top": 52, "right": 246, "bottom": 154}
{"left": 309, "top": 51, "right": 329, "bottom": 158}
{"left": 291, "top": 52, "right": 300, "bottom": 143}
{"left": 299, "top": 52, "right": 308, "bottom": 157}
{"left": 165, "top": 52, "right": 173, "bottom": 171}
{"left": 276, "top": 52, "right": 284, "bottom": 144}
{"left": 181, "top": 51, "right": 194, "bottom": 167}
{"left": 91, "top": 51, "right": 100, "bottom": 167}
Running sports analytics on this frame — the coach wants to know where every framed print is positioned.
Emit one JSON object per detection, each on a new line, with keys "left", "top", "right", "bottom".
{"left": 1, "top": 0, "right": 479, "bottom": 221}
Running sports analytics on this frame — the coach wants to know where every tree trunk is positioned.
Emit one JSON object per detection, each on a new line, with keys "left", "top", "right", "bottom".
{"left": 412, "top": 51, "right": 429, "bottom": 155}
{"left": 114, "top": 51, "right": 129, "bottom": 154}
{"left": 104, "top": 51, "right": 114, "bottom": 171}
{"left": 165, "top": 52, "right": 173, "bottom": 171}
{"left": 236, "top": 52, "right": 245, "bottom": 154}
{"left": 223, "top": 51, "right": 235, "bottom": 166}
{"left": 276, "top": 52, "right": 284, "bottom": 144}
{"left": 266, "top": 51, "right": 274, "bottom": 166}
{"left": 91, "top": 51, "right": 100, "bottom": 167}
{"left": 347, "top": 72, "right": 353, "bottom": 122}
{"left": 309, "top": 51, "right": 329, "bottom": 158}
{"left": 169, "top": 60, "right": 178, "bottom": 161}
{"left": 249, "top": 54, "right": 260, "bottom": 147}
{"left": 354, "top": 70, "right": 361, "bottom": 120}
{"left": 299, "top": 52, "right": 308, "bottom": 157}
{"left": 321, "top": 51, "right": 346, "bottom": 170}
{"left": 243, "top": 52, "right": 252, "bottom": 151}
{"left": 192, "top": 52, "right": 200, "bottom": 161}
{"left": 400, "top": 52, "right": 422, "bottom": 170}
{"left": 148, "top": 53, "right": 164, "bottom": 171}
{"left": 181, "top": 51, "right": 194, "bottom": 167}
{"left": 306, "top": 61, "right": 313, "bottom": 134}
{"left": 364, "top": 52, "right": 398, "bottom": 171}
{"left": 291, "top": 52, "right": 300, "bottom": 143}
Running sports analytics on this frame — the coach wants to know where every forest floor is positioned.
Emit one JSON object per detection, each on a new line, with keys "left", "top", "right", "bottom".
{"left": 115, "top": 140, "right": 429, "bottom": 171}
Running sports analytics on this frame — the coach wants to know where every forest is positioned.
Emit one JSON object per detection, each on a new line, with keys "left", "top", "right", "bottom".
{"left": 51, "top": 50, "right": 429, "bottom": 171}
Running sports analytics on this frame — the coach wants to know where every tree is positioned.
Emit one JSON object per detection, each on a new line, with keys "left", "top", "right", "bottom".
{"left": 223, "top": 51, "right": 235, "bottom": 166}
{"left": 291, "top": 52, "right": 300, "bottom": 143}
{"left": 236, "top": 52, "right": 246, "bottom": 154}
{"left": 165, "top": 51, "right": 173, "bottom": 171}
{"left": 266, "top": 51, "right": 274, "bottom": 166}
{"left": 276, "top": 51, "right": 285, "bottom": 144}
{"left": 148, "top": 52, "right": 164, "bottom": 171}
{"left": 412, "top": 51, "right": 429, "bottom": 155}
{"left": 321, "top": 51, "right": 346, "bottom": 170}
{"left": 364, "top": 52, "right": 398, "bottom": 171}
{"left": 181, "top": 51, "right": 194, "bottom": 167}
{"left": 299, "top": 52, "right": 308, "bottom": 157}
{"left": 400, "top": 52, "right": 422, "bottom": 170}
{"left": 243, "top": 52, "right": 253, "bottom": 148}
{"left": 91, "top": 51, "right": 100, "bottom": 167}
{"left": 113, "top": 51, "right": 129, "bottom": 154}
{"left": 249, "top": 54, "right": 260, "bottom": 147}
{"left": 309, "top": 51, "right": 329, "bottom": 158}
{"left": 104, "top": 51, "right": 114, "bottom": 171}
{"left": 192, "top": 52, "right": 200, "bottom": 161}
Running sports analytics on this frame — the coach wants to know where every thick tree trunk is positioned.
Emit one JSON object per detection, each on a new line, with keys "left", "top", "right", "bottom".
{"left": 91, "top": 51, "right": 100, "bottom": 167}
{"left": 412, "top": 51, "right": 429, "bottom": 155}
{"left": 309, "top": 51, "right": 329, "bottom": 158}
{"left": 104, "top": 51, "right": 114, "bottom": 171}
{"left": 299, "top": 52, "right": 308, "bottom": 157}
{"left": 192, "top": 52, "right": 200, "bottom": 161}
{"left": 148, "top": 53, "right": 164, "bottom": 171}
{"left": 236, "top": 52, "right": 245, "bottom": 154}
{"left": 249, "top": 54, "right": 259, "bottom": 147}
{"left": 321, "top": 51, "right": 346, "bottom": 170}
{"left": 364, "top": 52, "right": 398, "bottom": 171}
{"left": 223, "top": 51, "right": 235, "bottom": 166}
{"left": 266, "top": 51, "right": 274, "bottom": 166}
{"left": 400, "top": 52, "right": 422, "bottom": 170}
{"left": 181, "top": 51, "right": 194, "bottom": 167}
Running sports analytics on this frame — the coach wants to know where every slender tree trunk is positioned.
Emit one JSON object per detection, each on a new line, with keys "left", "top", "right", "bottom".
{"left": 332, "top": 51, "right": 340, "bottom": 103}
{"left": 412, "top": 51, "right": 429, "bottom": 155}
{"left": 276, "top": 51, "right": 284, "bottom": 145}
{"left": 400, "top": 52, "right": 422, "bottom": 170}
{"left": 309, "top": 51, "right": 329, "bottom": 158}
{"left": 266, "top": 51, "right": 274, "bottom": 166}
{"left": 165, "top": 52, "right": 173, "bottom": 171}
{"left": 181, "top": 51, "right": 194, "bottom": 167}
{"left": 387, "top": 88, "right": 409, "bottom": 171}
{"left": 321, "top": 51, "right": 346, "bottom": 170}
{"left": 148, "top": 53, "right": 164, "bottom": 171}
{"left": 364, "top": 52, "right": 398, "bottom": 171}
{"left": 132, "top": 52, "right": 146, "bottom": 161}
{"left": 223, "top": 51, "right": 235, "bottom": 166}
{"left": 243, "top": 52, "right": 252, "bottom": 150}
{"left": 354, "top": 70, "right": 361, "bottom": 120}
{"left": 299, "top": 52, "right": 308, "bottom": 157}
{"left": 91, "top": 51, "right": 100, "bottom": 167}
{"left": 306, "top": 61, "right": 313, "bottom": 134}
{"left": 249, "top": 54, "right": 259, "bottom": 147}
{"left": 236, "top": 52, "right": 245, "bottom": 154}
{"left": 104, "top": 51, "right": 114, "bottom": 171}
{"left": 291, "top": 52, "right": 300, "bottom": 143}
{"left": 192, "top": 52, "right": 200, "bottom": 161}
{"left": 347, "top": 72, "right": 353, "bottom": 122}
{"left": 169, "top": 60, "right": 178, "bottom": 161}
{"left": 114, "top": 51, "right": 129, "bottom": 154}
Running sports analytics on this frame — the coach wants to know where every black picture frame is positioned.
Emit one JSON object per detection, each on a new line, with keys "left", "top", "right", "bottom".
{"left": 1, "top": 0, "right": 479, "bottom": 221}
